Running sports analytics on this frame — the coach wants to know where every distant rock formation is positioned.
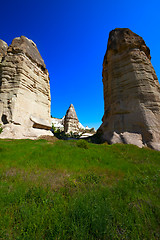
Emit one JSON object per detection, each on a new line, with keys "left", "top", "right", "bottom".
{"left": 51, "top": 104, "right": 96, "bottom": 137}
{"left": 0, "top": 36, "right": 52, "bottom": 139}
{"left": 99, "top": 28, "right": 160, "bottom": 150}
{"left": 52, "top": 117, "right": 65, "bottom": 131}
{"left": 64, "top": 104, "right": 79, "bottom": 133}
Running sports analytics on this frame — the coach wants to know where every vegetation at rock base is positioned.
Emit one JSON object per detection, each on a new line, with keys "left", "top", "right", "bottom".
{"left": 0, "top": 124, "right": 3, "bottom": 134}
{"left": 76, "top": 139, "right": 89, "bottom": 149}
{"left": 0, "top": 139, "right": 160, "bottom": 239}
{"left": 52, "top": 125, "right": 80, "bottom": 140}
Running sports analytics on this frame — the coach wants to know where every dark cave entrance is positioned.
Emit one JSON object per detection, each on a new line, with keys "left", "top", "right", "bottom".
{"left": 1, "top": 114, "right": 9, "bottom": 124}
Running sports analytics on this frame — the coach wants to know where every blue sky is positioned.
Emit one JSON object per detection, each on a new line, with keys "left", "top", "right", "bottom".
{"left": 1, "top": 0, "right": 160, "bottom": 129}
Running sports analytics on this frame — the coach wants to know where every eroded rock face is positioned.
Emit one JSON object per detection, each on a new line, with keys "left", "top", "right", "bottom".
{"left": 64, "top": 104, "right": 79, "bottom": 134}
{"left": 99, "top": 28, "right": 160, "bottom": 150}
{"left": 0, "top": 40, "right": 8, "bottom": 62}
{"left": 0, "top": 36, "right": 52, "bottom": 139}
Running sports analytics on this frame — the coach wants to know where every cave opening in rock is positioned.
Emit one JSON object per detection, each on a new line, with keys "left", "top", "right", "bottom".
{"left": 1, "top": 114, "right": 9, "bottom": 124}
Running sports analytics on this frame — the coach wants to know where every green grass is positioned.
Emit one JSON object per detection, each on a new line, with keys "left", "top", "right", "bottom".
{"left": 0, "top": 139, "right": 160, "bottom": 239}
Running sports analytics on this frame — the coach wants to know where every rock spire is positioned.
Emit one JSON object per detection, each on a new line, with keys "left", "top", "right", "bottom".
{"left": 0, "top": 36, "right": 52, "bottom": 139}
{"left": 64, "top": 104, "right": 79, "bottom": 133}
{"left": 99, "top": 28, "right": 160, "bottom": 150}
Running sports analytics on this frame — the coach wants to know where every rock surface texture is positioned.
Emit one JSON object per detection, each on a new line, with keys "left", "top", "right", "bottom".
{"left": 0, "top": 36, "right": 52, "bottom": 139}
{"left": 64, "top": 104, "right": 79, "bottom": 134}
{"left": 99, "top": 28, "right": 160, "bottom": 150}
{"left": 0, "top": 40, "right": 8, "bottom": 62}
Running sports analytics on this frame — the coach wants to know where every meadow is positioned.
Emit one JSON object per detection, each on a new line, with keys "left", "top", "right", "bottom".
{"left": 0, "top": 139, "right": 160, "bottom": 239}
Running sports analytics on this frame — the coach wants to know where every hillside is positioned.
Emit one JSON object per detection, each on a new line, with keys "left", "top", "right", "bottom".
{"left": 0, "top": 139, "right": 160, "bottom": 239}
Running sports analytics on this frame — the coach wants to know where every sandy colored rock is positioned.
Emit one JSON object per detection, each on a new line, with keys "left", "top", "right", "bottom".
{"left": 7, "top": 36, "right": 46, "bottom": 70}
{"left": 30, "top": 116, "right": 51, "bottom": 130}
{"left": 0, "top": 36, "right": 52, "bottom": 139}
{"left": 99, "top": 28, "right": 160, "bottom": 150}
{"left": 64, "top": 104, "right": 79, "bottom": 134}
{"left": 0, "top": 40, "right": 8, "bottom": 62}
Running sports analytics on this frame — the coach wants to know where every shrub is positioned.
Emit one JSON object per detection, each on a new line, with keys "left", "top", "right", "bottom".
{"left": 76, "top": 139, "right": 89, "bottom": 149}
{"left": 52, "top": 123, "right": 56, "bottom": 132}
{"left": 0, "top": 124, "right": 3, "bottom": 134}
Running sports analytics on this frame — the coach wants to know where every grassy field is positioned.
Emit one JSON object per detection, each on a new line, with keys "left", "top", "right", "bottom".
{"left": 0, "top": 139, "right": 160, "bottom": 239}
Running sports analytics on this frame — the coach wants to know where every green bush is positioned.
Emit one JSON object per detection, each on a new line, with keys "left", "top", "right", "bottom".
{"left": 52, "top": 123, "right": 56, "bottom": 132}
{"left": 0, "top": 124, "right": 3, "bottom": 134}
{"left": 76, "top": 139, "right": 89, "bottom": 149}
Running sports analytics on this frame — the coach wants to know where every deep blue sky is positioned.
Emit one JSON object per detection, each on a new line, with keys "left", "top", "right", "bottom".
{"left": 1, "top": 0, "right": 160, "bottom": 129}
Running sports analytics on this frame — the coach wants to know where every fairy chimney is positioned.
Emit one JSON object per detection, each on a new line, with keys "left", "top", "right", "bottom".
{"left": 64, "top": 104, "right": 79, "bottom": 134}
{"left": 0, "top": 36, "right": 52, "bottom": 139}
{"left": 99, "top": 28, "right": 160, "bottom": 150}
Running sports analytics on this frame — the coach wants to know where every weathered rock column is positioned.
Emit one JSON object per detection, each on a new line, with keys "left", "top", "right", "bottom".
{"left": 64, "top": 104, "right": 79, "bottom": 134}
{"left": 99, "top": 28, "right": 160, "bottom": 150}
{"left": 0, "top": 36, "right": 52, "bottom": 138}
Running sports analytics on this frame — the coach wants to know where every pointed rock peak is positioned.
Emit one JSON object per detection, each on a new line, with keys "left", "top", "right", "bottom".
{"left": 65, "top": 104, "right": 78, "bottom": 120}
{"left": 7, "top": 36, "right": 46, "bottom": 69}
{"left": 69, "top": 104, "right": 74, "bottom": 108}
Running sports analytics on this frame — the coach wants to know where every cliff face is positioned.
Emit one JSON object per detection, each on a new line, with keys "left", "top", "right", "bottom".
{"left": 0, "top": 36, "right": 52, "bottom": 139}
{"left": 100, "top": 28, "right": 160, "bottom": 150}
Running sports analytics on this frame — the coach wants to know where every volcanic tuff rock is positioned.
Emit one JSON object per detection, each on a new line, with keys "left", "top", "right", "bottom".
{"left": 99, "top": 28, "right": 160, "bottom": 150}
{"left": 0, "top": 36, "right": 52, "bottom": 139}
{"left": 51, "top": 107, "right": 96, "bottom": 137}
{"left": 64, "top": 104, "right": 79, "bottom": 133}
{"left": 0, "top": 40, "right": 8, "bottom": 62}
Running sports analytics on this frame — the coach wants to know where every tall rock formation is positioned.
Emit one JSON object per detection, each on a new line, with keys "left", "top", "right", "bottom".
{"left": 99, "top": 28, "right": 160, "bottom": 150}
{"left": 0, "top": 36, "right": 52, "bottom": 139}
{"left": 64, "top": 104, "right": 79, "bottom": 133}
